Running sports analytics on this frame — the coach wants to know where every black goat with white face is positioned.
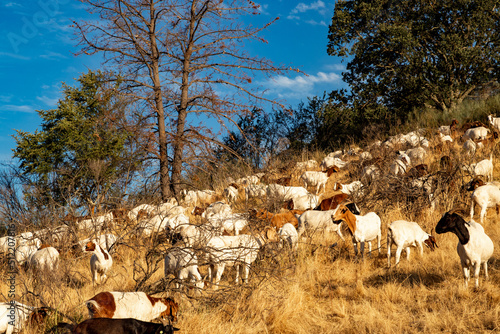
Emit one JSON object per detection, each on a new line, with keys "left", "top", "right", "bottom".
{"left": 435, "top": 211, "right": 494, "bottom": 288}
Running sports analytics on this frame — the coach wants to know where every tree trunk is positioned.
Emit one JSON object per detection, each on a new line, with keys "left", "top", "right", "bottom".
{"left": 150, "top": 17, "right": 171, "bottom": 201}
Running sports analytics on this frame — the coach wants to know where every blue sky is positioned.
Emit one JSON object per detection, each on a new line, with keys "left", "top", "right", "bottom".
{"left": 0, "top": 0, "right": 346, "bottom": 163}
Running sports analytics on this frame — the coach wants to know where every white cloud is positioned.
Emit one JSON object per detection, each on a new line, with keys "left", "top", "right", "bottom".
{"left": 305, "top": 19, "right": 327, "bottom": 26}
{"left": 0, "top": 105, "right": 35, "bottom": 113}
{"left": 36, "top": 95, "right": 59, "bottom": 106}
{"left": 257, "top": 3, "right": 269, "bottom": 15}
{"left": 266, "top": 71, "right": 341, "bottom": 95}
{"left": 324, "top": 63, "right": 346, "bottom": 72}
{"left": 4, "top": 2, "right": 21, "bottom": 7}
{"left": 40, "top": 51, "right": 68, "bottom": 60}
{"left": 0, "top": 52, "right": 30, "bottom": 60}
{"left": 290, "top": 1, "right": 325, "bottom": 14}
{"left": 0, "top": 95, "right": 13, "bottom": 103}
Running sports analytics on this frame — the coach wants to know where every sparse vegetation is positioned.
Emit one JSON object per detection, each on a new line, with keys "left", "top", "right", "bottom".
{"left": 2, "top": 97, "right": 500, "bottom": 332}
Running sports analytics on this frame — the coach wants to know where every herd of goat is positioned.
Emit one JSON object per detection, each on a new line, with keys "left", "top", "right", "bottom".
{"left": 2, "top": 115, "right": 500, "bottom": 333}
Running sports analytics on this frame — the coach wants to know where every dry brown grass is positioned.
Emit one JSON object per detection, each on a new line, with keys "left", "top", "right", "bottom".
{"left": 2, "top": 131, "right": 500, "bottom": 333}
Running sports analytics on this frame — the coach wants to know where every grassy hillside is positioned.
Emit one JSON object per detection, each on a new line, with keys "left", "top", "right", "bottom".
{"left": 2, "top": 105, "right": 500, "bottom": 333}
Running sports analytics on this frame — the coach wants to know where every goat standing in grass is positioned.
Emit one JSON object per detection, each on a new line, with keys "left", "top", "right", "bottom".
{"left": 387, "top": 220, "right": 438, "bottom": 267}
{"left": 331, "top": 204, "right": 379, "bottom": 258}
{"left": 435, "top": 211, "right": 494, "bottom": 288}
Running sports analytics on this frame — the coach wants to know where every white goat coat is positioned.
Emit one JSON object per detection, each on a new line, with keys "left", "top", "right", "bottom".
{"left": 278, "top": 223, "right": 299, "bottom": 251}
{"left": 387, "top": 220, "right": 432, "bottom": 266}
{"left": 458, "top": 220, "right": 494, "bottom": 288}
{"left": 300, "top": 171, "right": 329, "bottom": 194}
{"left": 292, "top": 194, "right": 320, "bottom": 210}
{"left": 0, "top": 302, "right": 36, "bottom": 334}
{"left": 205, "top": 235, "right": 262, "bottom": 288}
{"left": 201, "top": 202, "right": 232, "bottom": 219}
{"left": 164, "top": 247, "right": 204, "bottom": 289}
{"left": 350, "top": 212, "right": 382, "bottom": 257}
{"left": 462, "top": 126, "right": 489, "bottom": 141}
{"left": 245, "top": 184, "right": 267, "bottom": 202}
{"left": 207, "top": 213, "right": 248, "bottom": 236}
{"left": 78, "top": 234, "right": 117, "bottom": 252}
{"left": 333, "top": 181, "right": 364, "bottom": 196}
{"left": 488, "top": 114, "right": 500, "bottom": 132}
{"left": 87, "top": 243, "right": 113, "bottom": 285}
{"left": 296, "top": 209, "right": 343, "bottom": 240}
{"left": 470, "top": 184, "right": 500, "bottom": 223}
{"left": 29, "top": 247, "right": 59, "bottom": 272}
{"left": 223, "top": 185, "right": 238, "bottom": 203}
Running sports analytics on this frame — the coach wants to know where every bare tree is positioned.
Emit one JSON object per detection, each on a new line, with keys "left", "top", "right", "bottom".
{"left": 74, "top": 0, "right": 296, "bottom": 200}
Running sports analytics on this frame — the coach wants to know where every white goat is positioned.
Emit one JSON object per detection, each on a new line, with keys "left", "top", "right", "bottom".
{"left": 235, "top": 175, "right": 260, "bottom": 187}
{"left": 164, "top": 246, "right": 204, "bottom": 290}
{"left": 0, "top": 302, "right": 48, "bottom": 334}
{"left": 331, "top": 205, "right": 381, "bottom": 258}
{"left": 488, "top": 114, "right": 500, "bottom": 132}
{"left": 436, "top": 212, "right": 494, "bottom": 288}
{"left": 333, "top": 181, "right": 364, "bottom": 196}
{"left": 127, "top": 203, "right": 156, "bottom": 221}
{"left": 85, "top": 241, "right": 113, "bottom": 285}
{"left": 389, "top": 152, "right": 411, "bottom": 176}
{"left": 462, "top": 139, "right": 479, "bottom": 156}
{"left": 201, "top": 201, "right": 232, "bottom": 219}
{"left": 295, "top": 160, "right": 319, "bottom": 171}
{"left": 223, "top": 185, "right": 239, "bottom": 203}
{"left": 401, "top": 147, "right": 427, "bottom": 165}
{"left": 470, "top": 183, "right": 500, "bottom": 223}
{"left": 173, "top": 223, "right": 218, "bottom": 247}
{"left": 78, "top": 233, "right": 117, "bottom": 252}
{"left": 205, "top": 231, "right": 276, "bottom": 289}
{"left": 296, "top": 209, "right": 345, "bottom": 240}
{"left": 361, "top": 165, "right": 380, "bottom": 182}
{"left": 206, "top": 213, "right": 248, "bottom": 236}
{"left": 300, "top": 171, "right": 331, "bottom": 194}
{"left": 278, "top": 223, "right": 299, "bottom": 251}
{"left": 29, "top": 246, "right": 59, "bottom": 272}
{"left": 266, "top": 184, "right": 309, "bottom": 201}
{"left": 291, "top": 193, "right": 320, "bottom": 210}
{"left": 245, "top": 184, "right": 267, "bottom": 202}
{"left": 462, "top": 126, "right": 490, "bottom": 141}
{"left": 181, "top": 189, "right": 216, "bottom": 207}
{"left": 463, "top": 155, "right": 494, "bottom": 181}
{"left": 387, "top": 220, "right": 438, "bottom": 267}
{"left": 320, "top": 156, "right": 347, "bottom": 171}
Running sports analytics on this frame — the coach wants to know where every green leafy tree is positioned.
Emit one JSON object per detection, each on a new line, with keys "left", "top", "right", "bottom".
{"left": 13, "top": 71, "right": 140, "bottom": 212}
{"left": 327, "top": 0, "right": 500, "bottom": 123}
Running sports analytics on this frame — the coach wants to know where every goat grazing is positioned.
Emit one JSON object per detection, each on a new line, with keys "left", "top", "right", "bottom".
{"left": 164, "top": 246, "right": 204, "bottom": 291}
{"left": 435, "top": 211, "right": 494, "bottom": 288}
{"left": 387, "top": 220, "right": 438, "bottom": 267}
{"left": 278, "top": 223, "right": 299, "bottom": 251}
{"left": 205, "top": 230, "right": 277, "bottom": 289}
{"left": 470, "top": 183, "right": 500, "bottom": 223}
